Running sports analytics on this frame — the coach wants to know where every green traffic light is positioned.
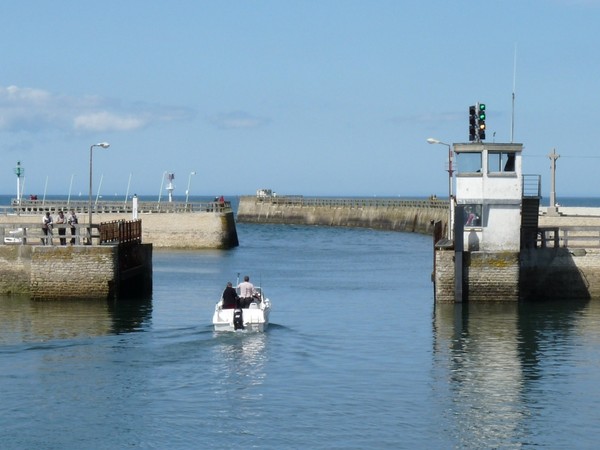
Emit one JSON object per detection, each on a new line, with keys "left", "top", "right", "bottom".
{"left": 479, "top": 103, "right": 486, "bottom": 111}
{"left": 479, "top": 112, "right": 486, "bottom": 120}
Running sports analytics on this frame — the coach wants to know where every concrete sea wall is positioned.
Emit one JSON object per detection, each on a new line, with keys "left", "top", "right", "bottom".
{"left": 237, "top": 196, "right": 448, "bottom": 234}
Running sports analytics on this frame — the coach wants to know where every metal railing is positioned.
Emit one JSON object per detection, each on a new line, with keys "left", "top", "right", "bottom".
{"left": 1, "top": 223, "right": 99, "bottom": 246}
{"left": 6, "top": 199, "right": 232, "bottom": 215}
{"left": 533, "top": 226, "right": 600, "bottom": 249}
{"left": 522, "top": 174, "right": 542, "bottom": 198}
{"left": 1, "top": 220, "right": 142, "bottom": 246}
{"left": 100, "top": 220, "right": 142, "bottom": 245}
{"left": 254, "top": 196, "right": 449, "bottom": 210}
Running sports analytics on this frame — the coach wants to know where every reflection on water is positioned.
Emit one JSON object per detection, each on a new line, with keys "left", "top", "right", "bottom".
{"left": 107, "top": 297, "right": 153, "bottom": 334}
{"left": 209, "top": 332, "right": 269, "bottom": 420}
{"left": 211, "top": 332, "right": 268, "bottom": 386}
{"left": 433, "top": 303, "right": 524, "bottom": 448}
{"left": 432, "top": 300, "right": 595, "bottom": 448}
{"left": 0, "top": 295, "right": 152, "bottom": 345}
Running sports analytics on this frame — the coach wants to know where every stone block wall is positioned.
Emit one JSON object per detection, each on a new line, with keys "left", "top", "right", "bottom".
{"left": 0, "top": 246, "right": 32, "bottom": 295}
{"left": 435, "top": 250, "right": 520, "bottom": 302}
{"left": 0, "top": 244, "right": 152, "bottom": 300}
{"left": 520, "top": 248, "right": 600, "bottom": 300}
{"left": 30, "top": 246, "right": 118, "bottom": 300}
{"left": 134, "top": 212, "right": 238, "bottom": 249}
{"left": 436, "top": 247, "right": 600, "bottom": 302}
{"left": 434, "top": 249, "right": 455, "bottom": 303}
{"left": 464, "top": 252, "right": 520, "bottom": 302}
{"left": 574, "top": 249, "right": 600, "bottom": 298}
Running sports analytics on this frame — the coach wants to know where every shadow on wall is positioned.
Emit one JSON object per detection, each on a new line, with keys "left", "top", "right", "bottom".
{"left": 519, "top": 248, "right": 591, "bottom": 301}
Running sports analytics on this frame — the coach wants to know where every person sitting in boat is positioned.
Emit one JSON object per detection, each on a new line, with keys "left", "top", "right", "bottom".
{"left": 237, "top": 275, "right": 257, "bottom": 308}
{"left": 221, "top": 282, "right": 239, "bottom": 309}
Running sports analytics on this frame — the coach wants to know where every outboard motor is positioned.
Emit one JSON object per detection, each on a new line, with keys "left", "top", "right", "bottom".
{"left": 233, "top": 308, "right": 244, "bottom": 330}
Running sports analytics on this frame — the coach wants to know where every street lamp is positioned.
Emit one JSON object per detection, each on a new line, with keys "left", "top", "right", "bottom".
{"left": 89, "top": 142, "right": 110, "bottom": 239}
{"left": 185, "top": 171, "right": 197, "bottom": 205}
{"left": 427, "top": 138, "right": 453, "bottom": 238}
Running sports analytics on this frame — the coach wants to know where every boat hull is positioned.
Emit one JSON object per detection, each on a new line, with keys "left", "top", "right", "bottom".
{"left": 212, "top": 301, "right": 271, "bottom": 332}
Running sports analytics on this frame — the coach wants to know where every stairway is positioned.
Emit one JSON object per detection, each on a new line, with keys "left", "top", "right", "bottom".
{"left": 521, "top": 197, "right": 540, "bottom": 248}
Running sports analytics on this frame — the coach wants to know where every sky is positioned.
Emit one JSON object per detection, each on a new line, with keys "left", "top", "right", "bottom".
{"left": 1, "top": 0, "right": 600, "bottom": 200}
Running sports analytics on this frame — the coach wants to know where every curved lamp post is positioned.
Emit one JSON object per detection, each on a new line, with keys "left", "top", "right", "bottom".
{"left": 185, "top": 171, "right": 197, "bottom": 206}
{"left": 427, "top": 138, "right": 453, "bottom": 238}
{"left": 157, "top": 171, "right": 167, "bottom": 206}
{"left": 89, "top": 142, "right": 110, "bottom": 238}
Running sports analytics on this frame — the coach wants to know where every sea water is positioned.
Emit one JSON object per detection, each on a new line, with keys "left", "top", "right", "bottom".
{"left": 2, "top": 203, "right": 600, "bottom": 448}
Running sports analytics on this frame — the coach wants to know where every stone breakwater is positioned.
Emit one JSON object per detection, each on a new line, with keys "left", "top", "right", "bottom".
{"left": 0, "top": 243, "right": 153, "bottom": 299}
{"left": 97, "top": 212, "right": 239, "bottom": 249}
{"left": 236, "top": 196, "right": 448, "bottom": 234}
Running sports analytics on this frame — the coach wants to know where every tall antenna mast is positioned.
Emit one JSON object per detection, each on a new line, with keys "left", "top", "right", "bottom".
{"left": 511, "top": 44, "right": 517, "bottom": 143}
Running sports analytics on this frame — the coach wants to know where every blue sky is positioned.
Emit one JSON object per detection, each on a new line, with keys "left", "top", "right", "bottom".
{"left": 1, "top": 0, "right": 599, "bottom": 200}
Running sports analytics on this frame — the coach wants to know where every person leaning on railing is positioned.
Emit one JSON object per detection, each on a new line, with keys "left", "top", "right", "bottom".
{"left": 41, "top": 212, "right": 53, "bottom": 245}
{"left": 56, "top": 210, "right": 66, "bottom": 245}
{"left": 67, "top": 209, "right": 78, "bottom": 245}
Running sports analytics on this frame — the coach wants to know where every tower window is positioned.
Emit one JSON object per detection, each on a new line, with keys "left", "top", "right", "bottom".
{"left": 488, "top": 152, "right": 515, "bottom": 173}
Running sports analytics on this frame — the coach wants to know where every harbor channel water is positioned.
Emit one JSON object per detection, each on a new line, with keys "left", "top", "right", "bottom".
{"left": 2, "top": 196, "right": 600, "bottom": 448}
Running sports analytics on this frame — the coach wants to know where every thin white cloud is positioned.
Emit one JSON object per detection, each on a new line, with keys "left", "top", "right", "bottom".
{"left": 208, "top": 111, "right": 270, "bottom": 130}
{"left": 74, "top": 111, "right": 146, "bottom": 131}
{"left": 0, "top": 84, "right": 195, "bottom": 133}
{"left": 3, "top": 85, "right": 51, "bottom": 103}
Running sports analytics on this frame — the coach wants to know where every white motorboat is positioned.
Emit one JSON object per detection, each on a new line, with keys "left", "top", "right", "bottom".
{"left": 212, "top": 287, "right": 272, "bottom": 332}
{"left": 3, "top": 228, "right": 23, "bottom": 244}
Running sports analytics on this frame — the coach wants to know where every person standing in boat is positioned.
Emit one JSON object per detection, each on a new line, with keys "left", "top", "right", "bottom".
{"left": 237, "top": 275, "right": 256, "bottom": 308}
{"left": 221, "top": 282, "right": 239, "bottom": 309}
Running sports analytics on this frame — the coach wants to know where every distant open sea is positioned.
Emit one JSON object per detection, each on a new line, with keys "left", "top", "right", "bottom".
{"left": 2, "top": 194, "right": 600, "bottom": 210}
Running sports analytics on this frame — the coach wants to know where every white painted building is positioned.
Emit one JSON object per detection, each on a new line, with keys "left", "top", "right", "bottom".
{"left": 453, "top": 143, "right": 524, "bottom": 252}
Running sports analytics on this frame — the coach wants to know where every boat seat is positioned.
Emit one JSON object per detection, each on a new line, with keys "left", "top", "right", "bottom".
{"left": 249, "top": 302, "right": 258, "bottom": 309}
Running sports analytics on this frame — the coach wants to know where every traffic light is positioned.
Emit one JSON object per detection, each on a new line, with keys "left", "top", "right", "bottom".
{"left": 477, "top": 103, "right": 486, "bottom": 140}
{"left": 469, "top": 105, "right": 477, "bottom": 141}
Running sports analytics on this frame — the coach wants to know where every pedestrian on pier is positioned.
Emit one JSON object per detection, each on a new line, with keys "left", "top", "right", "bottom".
{"left": 67, "top": 210, "right": 78, "bottom": 245}
{"left": 56, "top": 210, "right": 66, "bottom": 245}
{"left": 41, "top": 212, "right": 53, "bottom": 245}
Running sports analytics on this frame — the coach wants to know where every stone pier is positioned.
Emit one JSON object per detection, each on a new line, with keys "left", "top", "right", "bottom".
{"left": 237, "top": 196, "right": 448, "bottom": 234}
{"left": 0, "top": 243, "right": 152, "bottom": 300}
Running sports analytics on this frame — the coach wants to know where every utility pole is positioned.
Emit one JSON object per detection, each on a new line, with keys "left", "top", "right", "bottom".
{"left": 548, "top": 148, "right": 560, "bottom": 216}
